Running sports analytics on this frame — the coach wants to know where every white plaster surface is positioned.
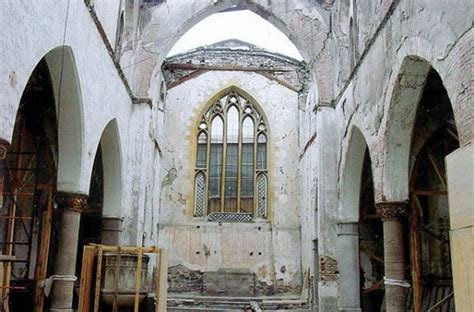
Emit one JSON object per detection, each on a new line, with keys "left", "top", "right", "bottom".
{"left": 158, "top": 70, "right": 301, "bottom": 286}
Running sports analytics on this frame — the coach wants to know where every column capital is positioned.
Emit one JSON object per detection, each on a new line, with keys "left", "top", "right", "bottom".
{"left": 375, "top": 201, "right": 408, "bottom": 220}
{"left": 55, "top": 192, "right": 88, "bottom": 212}
{"left": 0, "top": 139, "right": 11, "bottom": 160}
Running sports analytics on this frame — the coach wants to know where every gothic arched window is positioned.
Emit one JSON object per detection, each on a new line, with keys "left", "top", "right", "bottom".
{"left": 194, "top": 91, "right": 268, "bottom": 221}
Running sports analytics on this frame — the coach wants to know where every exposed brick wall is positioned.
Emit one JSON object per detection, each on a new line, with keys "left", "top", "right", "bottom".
{"left": 319, "top": 256, "right": 339, "bottom": 282}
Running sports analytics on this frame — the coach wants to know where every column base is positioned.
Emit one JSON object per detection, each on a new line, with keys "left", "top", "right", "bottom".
{"left": 50, "top": 309, "right": 73, "bottom": 312}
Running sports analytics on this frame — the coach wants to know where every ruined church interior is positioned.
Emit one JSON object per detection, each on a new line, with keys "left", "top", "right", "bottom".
{"left": 0, "top": 1, "right": 472, "bottom": 311}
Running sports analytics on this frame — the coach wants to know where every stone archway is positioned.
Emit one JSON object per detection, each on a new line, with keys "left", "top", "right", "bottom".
{"left": 378, "top": 54, "right": 472, "bottom": 311}
{"left": 0, "top": 46, "right": 86, "bottom": 312}
{"left": 338, "top": 125, "right": 384, "bottom": 311}
{"left": 128, "top": 0, "right": 332, "bottom": 105}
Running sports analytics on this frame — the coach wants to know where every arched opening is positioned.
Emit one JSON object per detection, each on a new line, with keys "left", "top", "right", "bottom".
{"left": 167, "top": 9, "right": 303, "bottom": 60}
{"left": 0, "top": 46, "right": 84, "bottom": 311}
{"left": 134, "top": 1, "right": 331, "bottom": 103}
{"left": 339, "top": 127, "right": 383, "bottom": 311}
{"left": 0, "top": 58, "right": 59, "bottom": 311}
{"left": 358, "top": 150, "right": 384, "bottom": 310}
{"left": 407, "top": 69, "right": 458, "bottom": 311}
{"left": 44, "top": 47, "right": 84, "bottom": 194}
{"left": 381, "top": 56, "right": 460, "bottom": 310}
{"left": 77, "top": 118, "right": 123, "bottom": 272}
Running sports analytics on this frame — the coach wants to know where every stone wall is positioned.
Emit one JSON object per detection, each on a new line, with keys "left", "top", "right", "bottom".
{"left": 157, "top": 69, "right": 302, "bottom": 293}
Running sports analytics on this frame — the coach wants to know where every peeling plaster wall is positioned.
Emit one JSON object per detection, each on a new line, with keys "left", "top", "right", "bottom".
{"left": 331, "top": 0, "right": 473, "bottom": 202}
{"left": 158, "top": 70, "right": 302, "bottom": 289}
{"left": 0, "top": 1, "right": 156, "bottom": 248}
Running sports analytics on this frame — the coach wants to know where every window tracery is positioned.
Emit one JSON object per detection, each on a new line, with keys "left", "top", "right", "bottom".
{"left": 194, "top": 91, "right": 268, "bottom": 220}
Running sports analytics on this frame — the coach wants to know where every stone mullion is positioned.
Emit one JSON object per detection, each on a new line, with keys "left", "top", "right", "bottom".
{"left": 375, "top": 201, "right": 409, "bottom": 312}
{"left": 50, "top": 193, "right": 88, "bottom": 312}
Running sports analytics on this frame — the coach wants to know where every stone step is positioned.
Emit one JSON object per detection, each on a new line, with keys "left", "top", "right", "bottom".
{"left": 167, "top": 295, "right": 310, "bottom": 311}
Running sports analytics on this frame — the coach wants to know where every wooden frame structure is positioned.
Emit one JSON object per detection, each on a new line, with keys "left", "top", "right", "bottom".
{"left": 78, "top": 244, "right": 168, "bottom": 312}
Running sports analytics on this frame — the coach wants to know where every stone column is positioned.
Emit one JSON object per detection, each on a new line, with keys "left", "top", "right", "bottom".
{"left": 375, "top": 201, "right": 409, "bottom": 312}
{"left": 101, "top": 215, "right": 123, "bottom": 246}
{"left": 50, "top": 193, "right": 88, "bottom": 312}
{"left": 337, "top": 222, "right": 361, "bottom": 312}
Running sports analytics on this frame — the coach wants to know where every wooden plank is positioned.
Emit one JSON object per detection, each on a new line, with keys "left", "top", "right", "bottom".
{"left": 410, "top": 195, "right": 422, "bottom": 312}
{"left": 134, "top": 248, "right": 143, "bottom": 312}
{"left": 2, "top": 200, "right": 16, "bottom": 312}
{"left": 112, "top": 247, "right": 121, "bottom": 312}
{"left": 426, "top": 290, "right": 453, "bottom": 312}
{"left": 78, "top": 246, "right": 95, "bottom": 312}
{"left": 33, "top": 193, "right": 53, "bottom": 312}
{"left": 427, "top": 150, "right": 447, "bottom": 189}
{"left": 156, "top": 250, "right": 168, "bottom": 312}
{"left": 93, "top": 246, "right": 103, "bottom": 312}
{"left": 90, "top": 244, "right": 159, "bottom": 253}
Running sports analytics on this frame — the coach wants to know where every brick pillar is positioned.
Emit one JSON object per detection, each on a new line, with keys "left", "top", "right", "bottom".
{"left": 337, "top": 222, "right": 361, "bottom": 311}
{"left": 50, "top": 193, "right": 87, "bottom": 312}
{"left": 101, "top": 216, "right": 123, "bottom": 246}
{"left": 375, "top": 201, "right": 409, "bottom": 312}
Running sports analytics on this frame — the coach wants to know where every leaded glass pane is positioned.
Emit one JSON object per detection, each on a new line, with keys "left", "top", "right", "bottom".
{"left": 257, "top": 173, "right": 267, "bottom": 218}
{"left": 227, "top": 106, "right": 239, "bottom": 143}
{"left": 196, "top": 132, "right": 207, "bottom": 168}
{"left": 209, "top": 117, "right": 223, "bottom": 213}
{"left": 224, "top": 144, "right": 238, "bottom": 212}
{"left": 257, "top": 134, "right": 267, "bottom": 170}
{"left": 241, "top": 118, "right": 254, "bottom": 213}
{"left": 194, "top": 172, "right": 206, "bottom": 216}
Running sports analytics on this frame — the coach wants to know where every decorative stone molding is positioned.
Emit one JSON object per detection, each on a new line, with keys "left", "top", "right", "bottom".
{"left": 0, "top": 139, "right": 11, "bottom": 160}
{"left": 55, "top": 192, "right": 88, "bottom": 212}
{"left": 375, "top": 201, "right": 408, "bottom": 219}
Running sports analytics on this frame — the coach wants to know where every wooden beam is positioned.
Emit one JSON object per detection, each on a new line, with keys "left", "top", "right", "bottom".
{"left": 34, "top": 193, "right": 54, "bottom": 312}
{"left": 427, "top": 150, "right": 447, "bottom": 189}
{"left": 93, "top": 247, "right": 103, "bottom": 312}
{"left": 165, "top": 63, "right": 294, "bottom": 72}
{"left": 410, "top": 196, "right": 422, "bottom": 312}
{"left": 156, "top": 250, "right": 168, "bottom": 312}
{"left": 134, "top": 249, "right": 143, "bottom": 312}
{"left": 78, "top": 246, "right": 95, "bottom": 312}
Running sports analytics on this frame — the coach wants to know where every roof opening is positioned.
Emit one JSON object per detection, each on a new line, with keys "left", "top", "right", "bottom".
{"left": 167, "top": 10, "right": 303, "bottom": 60}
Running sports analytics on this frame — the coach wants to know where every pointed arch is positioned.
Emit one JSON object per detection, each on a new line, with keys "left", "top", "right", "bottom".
{"left": 96, "top": 119, "right": 123, "bottom": 217}
{"left": 339, "top": 125, "right": 371, "bottom": 222}
{"left": 44, "top": 46, "right": 85, "bottom": 194}
{"left": 134, "top": 1, "right": 331, "bottom": 103}
{"left": 193, "top": 86, "right": 268, "bottom": 220}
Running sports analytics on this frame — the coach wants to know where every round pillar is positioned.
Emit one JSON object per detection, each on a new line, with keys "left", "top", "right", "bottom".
{"left": 101, "top": 215, "right": 123, "bottom": 246}
{"left": 337, "top": 222, "right": 361, "bottom": 311}
{"left": 375, "top": 201, "right": 409, "bottom": 312}
{"left": 50, "top": 193, "right": 88, "bottom": 312}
